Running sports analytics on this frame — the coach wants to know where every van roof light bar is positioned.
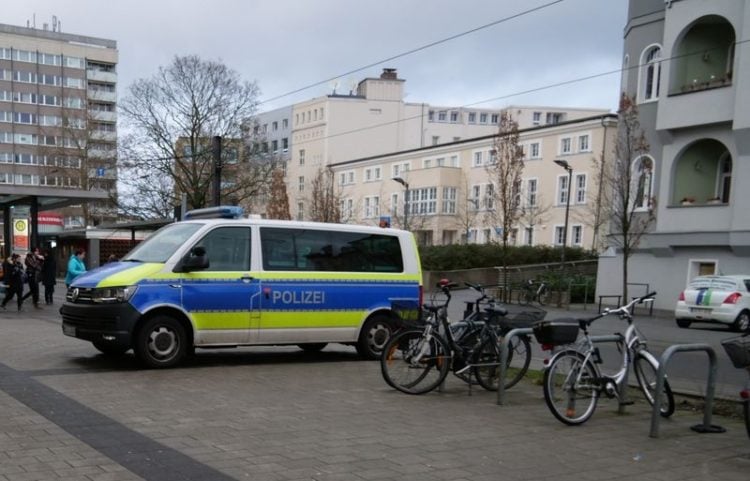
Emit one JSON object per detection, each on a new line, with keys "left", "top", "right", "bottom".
{"left": 184, "top": 206, "right": 244, "bottom": 220}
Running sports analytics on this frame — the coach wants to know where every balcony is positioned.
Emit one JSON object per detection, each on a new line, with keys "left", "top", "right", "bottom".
{"left": 86, "top": 69, "right": 117, "bottom": 84}
{"left": 90, "top": 131, "right": 117, "bottom": 142}
{"left": 89, "top": 110, "right": 117, "bottom": 123}
{"left": 87, "top": 90, "right": 116, "bottom": 103}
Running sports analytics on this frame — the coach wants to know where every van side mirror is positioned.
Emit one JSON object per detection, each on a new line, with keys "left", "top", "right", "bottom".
{"left": 175, "top": 246, "right": 209, "bottom": 272}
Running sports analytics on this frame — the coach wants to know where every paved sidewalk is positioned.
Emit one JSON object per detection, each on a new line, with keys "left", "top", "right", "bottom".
{"left": 0, "top": 300, "right": 748, "bottom": 480}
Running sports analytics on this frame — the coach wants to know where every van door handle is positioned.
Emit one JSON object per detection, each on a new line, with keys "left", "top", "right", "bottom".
{"left": 169, "top": 284, "right": 181, "bottom": 289}
{"left": 241, "top": 276, "right": 254, "bottom": 283}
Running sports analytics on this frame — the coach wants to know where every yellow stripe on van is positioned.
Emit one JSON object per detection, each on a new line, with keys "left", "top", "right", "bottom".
{"left": 97, "top": 263, "right": 168, "bottom": 287}
{"left": 259, "top": 311, "right": 363, "bottom": 329}
{"left": 191, "top": 312, "right": 259, "bottom": 330}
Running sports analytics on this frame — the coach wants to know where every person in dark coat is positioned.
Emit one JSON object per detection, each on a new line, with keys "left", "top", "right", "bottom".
{"left": 1, "top": 254, "right": 26, "bottom": 311}
{"left": 41, "top": 250, "right": 57, "bottom": 305}
{"left": 22, "top": 247, "right": 44, "bottom": 309}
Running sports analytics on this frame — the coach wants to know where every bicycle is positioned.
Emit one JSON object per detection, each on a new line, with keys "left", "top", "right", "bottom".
{"left": 519, "top": 279, "right": 548, "bottom": 306}
{"left": 721, "top": 332, "right": 750, "bottom": 439}
{"left": 535, "top": 292, "right": 675, "bottom": 425}
{"left": 381, "top": 280, "right": 538, "bottom": 395}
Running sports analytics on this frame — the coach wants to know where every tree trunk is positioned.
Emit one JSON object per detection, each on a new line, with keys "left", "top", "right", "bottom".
{"left": 622, "top": 246, "right": 629, "bottom": 306}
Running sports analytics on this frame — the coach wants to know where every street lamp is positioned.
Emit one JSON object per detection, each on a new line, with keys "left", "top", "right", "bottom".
{"left": 392, "top": 177, "right": 410, "bottom": 230}
{"left": 554, "top": 159, "right": 573, "bottom": 268}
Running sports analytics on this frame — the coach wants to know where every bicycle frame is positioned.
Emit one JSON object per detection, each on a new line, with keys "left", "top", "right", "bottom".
{"left": 576, "top": 320, "right": 644, "bottom": 396}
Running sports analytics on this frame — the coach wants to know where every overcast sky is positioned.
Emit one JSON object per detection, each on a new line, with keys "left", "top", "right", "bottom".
{"left": 6, "top": 0, "right": 629, "bottom": 113}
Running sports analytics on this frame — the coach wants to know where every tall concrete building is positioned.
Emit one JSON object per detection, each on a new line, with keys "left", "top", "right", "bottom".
{"left": 0, "top": 21, "right": 118, "bottom": 233}
{"left": 597, "top": 0, "right": 749, "bottom": 311}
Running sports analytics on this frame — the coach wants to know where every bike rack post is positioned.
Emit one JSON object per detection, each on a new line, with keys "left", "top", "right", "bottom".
{"left": 497, "top": 327, "right": 533, "bottom": 405}
{"left": 649, "top": 344, "right": 724, "bottom": 438}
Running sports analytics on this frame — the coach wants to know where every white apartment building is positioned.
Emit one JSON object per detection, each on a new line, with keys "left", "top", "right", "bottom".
{"left": 329, "top": 113, "right": 616, "bottom": 248}
{"left": 256, "top": 68, "right": 608, "bottom": 221}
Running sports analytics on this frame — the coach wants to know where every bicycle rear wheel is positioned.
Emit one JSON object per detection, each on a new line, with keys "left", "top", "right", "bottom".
{"left": 537, "top": 287, "right": 548, "bottom": 306}
{"left": 380, "top": 329, "right": 450, "bottom": 395}
{"left": 543, "top": 350, "right": 599, "bottom": 425}
{"left": 632, "top": 349, "right": 675, "bottom": 418}
{"left": 474, "top": 334, "right": 532, "bottom": 390}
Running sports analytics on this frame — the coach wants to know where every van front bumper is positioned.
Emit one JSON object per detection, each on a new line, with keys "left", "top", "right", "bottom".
{"left": 60, "top": 302, "right": 141, "bottom": 345}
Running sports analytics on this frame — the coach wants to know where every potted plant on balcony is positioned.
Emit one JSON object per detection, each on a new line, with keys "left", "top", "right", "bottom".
{"left": 680, "top": 196, "right": 695, "bottom": 206}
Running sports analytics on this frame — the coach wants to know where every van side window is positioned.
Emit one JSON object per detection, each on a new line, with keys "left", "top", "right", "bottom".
{"left": 193, "top": 227, "right": 252, "bottom": 271}
{"left": 260, "top": 228, "right": 403, "bottom": 273}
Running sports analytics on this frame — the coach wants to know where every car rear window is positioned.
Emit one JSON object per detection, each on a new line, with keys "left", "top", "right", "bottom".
{"left": 689, "top": 278, "right": 737, "bottom": 290}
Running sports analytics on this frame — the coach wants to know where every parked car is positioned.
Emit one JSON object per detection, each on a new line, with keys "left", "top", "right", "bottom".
{"left": 675, "top": 275, "right": 750, "bottom": 331}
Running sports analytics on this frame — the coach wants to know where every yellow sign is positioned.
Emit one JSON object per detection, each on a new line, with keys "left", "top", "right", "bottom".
{"left": 13, "top": 218, "right": 28, "bottom": 251}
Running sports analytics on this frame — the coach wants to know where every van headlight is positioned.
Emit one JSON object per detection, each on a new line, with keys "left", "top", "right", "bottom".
{"left": 91, "top": 286, "right": 138, "bottom": 304}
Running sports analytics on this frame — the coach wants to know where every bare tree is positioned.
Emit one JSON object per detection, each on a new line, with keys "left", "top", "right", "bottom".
{"left": 486, "top": 112, "right": 525, "bottom": 297}
{"left": 518, "top": 192, "right": 552, "bottom": 246}
{"left": 119, "top": 55, "right": 270, "bottom": 217}
{"left": 571, "top": 154, "right": 611, "bottom": 252}
{"left": 309, "top": 166, "right": 341, "bottom": 223}
{"left": 451, "top": 175, "right": 483, "bottom": 244}
{"left": 602, "top": 93, "right": 654, "bottom": 302}
{"left": 266, "top": 168, "right": 291, "bottom": 220}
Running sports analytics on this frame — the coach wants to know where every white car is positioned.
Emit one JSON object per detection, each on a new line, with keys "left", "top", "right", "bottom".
{"left": 675, "top": 275, "right": 750, "bottom": 331}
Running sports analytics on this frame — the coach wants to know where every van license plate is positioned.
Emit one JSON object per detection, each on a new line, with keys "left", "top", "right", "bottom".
{"left": 690, "top": 307, "right": 711, "bottom": 314}
{"left": 62, "top": 324, "right": 76, "bottom": 336}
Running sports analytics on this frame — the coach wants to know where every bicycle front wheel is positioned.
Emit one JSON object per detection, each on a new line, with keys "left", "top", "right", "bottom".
{"left": 632, "top": 349, "right": 675, "bottom": 418}
{"left": 380, "top": 329, "right": 450, "bottom": 395}
{"left": 474, "top": 334, "right": 532, "bottom": 390}
{"left": 543, "top": 350, "right": 599, "bottom": 425}
{"left": 519, "top": 289, "right": 532, "bottom": 306}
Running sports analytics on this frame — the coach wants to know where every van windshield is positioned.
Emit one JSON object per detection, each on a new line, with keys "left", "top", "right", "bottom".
{"left": 121, "top": 222, "right": 204, "bottom": 263}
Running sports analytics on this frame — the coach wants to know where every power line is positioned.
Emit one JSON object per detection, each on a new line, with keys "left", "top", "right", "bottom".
{"left": 258, "top": 0, "right": 566, "bottom": 106}
{"left": 284, "top": 38, "right": 748, "bottom": 150}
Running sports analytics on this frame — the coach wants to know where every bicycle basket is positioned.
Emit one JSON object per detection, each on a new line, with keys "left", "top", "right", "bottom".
{"left": 532, "top": 320, "right": 579, "bottom": 345}
{"left": 492, "top": 304, "right": 547, "bottom": 330}
{"left": 721, "top": 336, "right": 750, "bottom": 368}
{"left": 391, "top": 300, "right": 422, "bottom": 327}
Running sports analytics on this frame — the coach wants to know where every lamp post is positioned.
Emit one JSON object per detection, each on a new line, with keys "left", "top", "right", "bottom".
{"left": 392, "top": 176, "right": 410, "bottom": 231}
{"left": 554, "top": 159, "right": 573, "bottom": 268}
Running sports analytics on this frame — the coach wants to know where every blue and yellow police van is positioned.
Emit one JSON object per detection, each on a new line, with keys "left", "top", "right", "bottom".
{"left": 61, "top": 207, "right": 423, "bottom": 368}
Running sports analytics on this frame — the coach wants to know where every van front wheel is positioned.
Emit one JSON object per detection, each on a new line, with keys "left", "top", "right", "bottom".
{"left": 356, "top": 314, "right": 393, "bottom": 360}
{"left": 134, "top": 315, "right": 188, "bottom": 368}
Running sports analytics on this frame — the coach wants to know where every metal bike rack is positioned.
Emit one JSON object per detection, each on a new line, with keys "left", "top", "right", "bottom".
{"left": 497, "top": 327, "right": 533, "bottom": 405}
{"left": 649, "top": 344, "right": 724, "bottom": 438}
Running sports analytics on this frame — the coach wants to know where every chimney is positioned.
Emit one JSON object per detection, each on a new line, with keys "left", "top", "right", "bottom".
{"left": 380, "top": 68, "right": 398, "bottom": 80}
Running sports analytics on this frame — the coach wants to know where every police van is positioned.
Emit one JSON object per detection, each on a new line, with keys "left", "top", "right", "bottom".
{"left": 61, "top": 206, "right": 422, "bottom": 368}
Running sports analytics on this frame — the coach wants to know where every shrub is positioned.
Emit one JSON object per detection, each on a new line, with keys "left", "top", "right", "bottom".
{"left": 419, "top": 244, "right": 597, "bottom": 271}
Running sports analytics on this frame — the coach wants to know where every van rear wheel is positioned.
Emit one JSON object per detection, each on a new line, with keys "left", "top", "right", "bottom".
{"left": 356, "top": 314, "right": 393, "bottom": 360}
{"left": 134, "top": 315, "right": 188, "bottom": 368}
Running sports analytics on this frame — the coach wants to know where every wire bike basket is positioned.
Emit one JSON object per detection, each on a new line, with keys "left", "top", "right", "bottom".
{"left": 721, "top": 336, "right": 750, "bottom": 368}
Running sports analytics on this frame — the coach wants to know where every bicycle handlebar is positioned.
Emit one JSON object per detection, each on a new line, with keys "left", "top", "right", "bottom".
{"left": 574, "top": 291, "right": 658, "bottom": 326}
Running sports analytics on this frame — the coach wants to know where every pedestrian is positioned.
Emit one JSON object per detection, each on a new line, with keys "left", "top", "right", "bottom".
{"left": 22, "top": 247, "right": 44, "bottom": 309}
{"left": 1, "top": 254, "right": 26, "bottom": 311}
{"left": 65, "top": 249, "right": 87, "bottom": 288}
{"left": 41, "top": 249, "right": 57, "bottom": 305}
{"left": 106, "top": 254, "right": 118, "bottom": 263}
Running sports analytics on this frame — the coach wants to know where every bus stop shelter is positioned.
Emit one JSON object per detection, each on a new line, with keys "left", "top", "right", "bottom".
{"left": 0, "top": 185, "right": 109, "bottom": 258}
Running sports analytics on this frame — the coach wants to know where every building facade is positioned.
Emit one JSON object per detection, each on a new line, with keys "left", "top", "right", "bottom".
{"left": 0, "top": 22, "right": 118, "bottom": 229}
{"left": 597, "top": 0, "right": 749, "bottom": 310}
{"left": 255, "top": 69, "right": 608, "bottom": 221}
{"left": 329, "top": 114, "right": 616, "bottom": 248}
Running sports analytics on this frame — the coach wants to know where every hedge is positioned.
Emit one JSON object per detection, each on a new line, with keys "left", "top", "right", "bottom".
{"left": 419, "top": 244, "right": 597, "bottom": 271}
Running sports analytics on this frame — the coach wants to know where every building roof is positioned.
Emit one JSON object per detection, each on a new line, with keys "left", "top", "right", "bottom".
{"left": 0, "top": 185, "right": 109, "bottom": 211}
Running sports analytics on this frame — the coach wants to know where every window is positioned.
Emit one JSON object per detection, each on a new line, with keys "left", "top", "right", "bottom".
{"left": 65, "top": 56, "right": 85, "bottom": 69}
{"left": 423, "top": 158, "right": 432, "bottom": 169}
{"left": 632, "top": 156, "right": 654, "bottom": 210}
{"left": 260, "top": 228, "right": 403, "bottom": 272}
{"left": 297, "top": 202, "right": 304, "bottom": 221}
{"left": 525, "top": 227, "right": 534, "bottom": 246}
{"left": 272, "top": 121, "right": 278, "bottom": 131}
{"left": 575, "top": 174, "right": 586, "bottom": 204}
{"left": 193, "top": 227, "right": 252, "bottom": 271}
{"left": 282, "top": 138, "right": 288, "bottom": 151}
{"left": 554, "top": 226, "right": 565, "bottom": 246}
{"left": 572, "top": 225, "right": 583, "bottom": 246}
{"left": 484, "top": 184, "right": 495, "bottom": 210}
{"left": 468, "top": 112, "right": 476, "bottom": 123}
{"left": 470, "top": 185, "right": 481, "bottom": 210}
{"left": 442, "top": 187, "right": 457, "bottom": 214}
{"left": 560, "top": 137, "right": 572, "bottom": 155}
{"left": 432, "top": 136, "right": 439, "bottom": 146}
{"left": 532, "top": 112, "right": 541, "bottom": 125}
{"left": 364, "top": 166, "right": 381, "bottom": 181}
{"left": 546, "top": 112, "right": 563, "bottom": 124}
{"left": 392, "top": 162, "right": 410, "bottom": 178}
{"left": 428, "top": 110, "right": 434, "bottom": 121}
{"left": 438, "top": 111, "right": 447, "bottom": 121}
{"left": 640, "top": 45, "right": 661, "bottom": 102}
{"left": 529, "top": 142, "right": 541, "bottom": 159}
{"left": 298, "top": 176, "right": 304, "bottom": 191}
{"left": 363, "top": 196, "right": 380, "bottom": 218}
{"left": 473, "top": 151, "right": 483, "bottom": 167}
{"left": 578, "top": 134, "right": 590, "bottom": 152}
{"left": 341, "top": 198, "right": 354, "bottom": 219}
{"left": 408, "top": 187, "right": 437, "bottom": 215}
{"left": 557, "top": 175, "right": 569, "bottom": 205}
{"left": 491, "top": 114, "right": 499, "bottom": 124}
{"left": 449, "top": 155, "right": 459, "bottom": 167}
{"left": 718, "top": 155, "right": 732, "bottom": 203}
{"left": 282, "top": 119, "right": 288, "bottom": 129}
{"left": 390, "top": 193, "right": 399, "bottom": 216}
{"left": 479, "top": 113, "right": 488, "bottom": 123}
{"left": 271, "top": 140, "right": 278, "bottom": 153}
{"left": 526, "top": 179, "right": 538, "bottom": 207}
{"left": 299, "top": 149, "right": 305, "bottom": 165}
{"left": 450, "top": 111, "right": 459, "bottom": 122}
